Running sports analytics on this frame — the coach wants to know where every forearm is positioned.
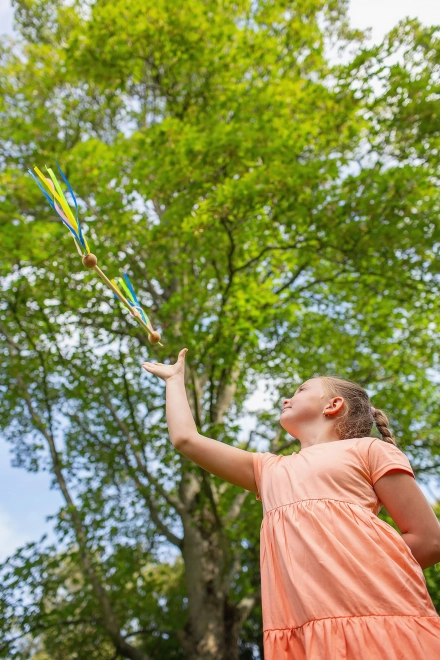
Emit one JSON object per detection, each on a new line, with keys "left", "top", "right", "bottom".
{"left": 402, "top": 532, "right": 440, "bottom": 570}
{"left": 166, "top": 374, "right": 198, "bottom": 446}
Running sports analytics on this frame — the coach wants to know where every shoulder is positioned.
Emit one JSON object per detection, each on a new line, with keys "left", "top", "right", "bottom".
{"left": 356, "top": 437, "right": 414, "bottom": 485}
{"left": 252, "top": 451, "right": 279, "bottom": 502}
{"left": 352, "top": 436, "right": 405, "bottom": 455}
{"left": 252, "top": 451, "right": 283, "bottom": 472}
{"left": 252, "top": 451, "right": 285, "bottom": 501}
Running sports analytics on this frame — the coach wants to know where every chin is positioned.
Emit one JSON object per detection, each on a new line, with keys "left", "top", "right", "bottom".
{"left": 280, "top": 417, "right": 292, "bottom": 432}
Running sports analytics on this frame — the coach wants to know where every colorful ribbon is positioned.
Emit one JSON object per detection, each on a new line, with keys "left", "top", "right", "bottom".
{"left": 29, "top": 162, "right": 160, "bottom": 342}
{"left": 28, "top": 162, "right": 90, "bottom": 255}
{"left": 111, "top": 274, "right": 153, "bottom": 331}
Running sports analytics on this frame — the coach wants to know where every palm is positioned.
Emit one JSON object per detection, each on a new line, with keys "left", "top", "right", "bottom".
{"left": 142, "top": 348, "right": 187, "bottom": 381}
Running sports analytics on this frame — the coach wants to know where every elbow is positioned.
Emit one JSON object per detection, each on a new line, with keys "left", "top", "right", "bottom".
{"left": 172, "top": 434, "right": 197, "bottom": 451}
{"left": 172, "top": 437, "right": 187, "bottom": 451}
{"left": 403, "top": 532, "right": 440, "bottom": 570}
{"left": 421, "top": 538, "right": 440, "bottom": 570}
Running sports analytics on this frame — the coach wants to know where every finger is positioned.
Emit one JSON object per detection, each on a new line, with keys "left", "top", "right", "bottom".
{"left": 178, "top": 348, "right": 188, "bottom": 362}
{"left": 142, "top": 362, "right": 160, "bottom": 372}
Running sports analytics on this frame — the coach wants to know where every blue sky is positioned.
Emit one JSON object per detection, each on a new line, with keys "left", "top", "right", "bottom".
{"left": 1, "top": 0, "right": 440, "bottom": 561}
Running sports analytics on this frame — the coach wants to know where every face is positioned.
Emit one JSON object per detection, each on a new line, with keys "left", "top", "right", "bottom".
{"left": 280, "top": 378, "right": 327, "bottom": 435}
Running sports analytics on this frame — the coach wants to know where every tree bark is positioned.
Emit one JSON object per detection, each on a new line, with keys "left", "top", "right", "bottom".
{"left": 178, "top": 509, "right": 257, "bottom": 660}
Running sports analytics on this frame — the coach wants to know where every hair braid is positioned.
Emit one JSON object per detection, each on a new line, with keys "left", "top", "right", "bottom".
{"left": 372, "top": 408, "right": 397, "bottom": 446}
{"left": 320, "top": 376, "right": 398, "bottom": 446}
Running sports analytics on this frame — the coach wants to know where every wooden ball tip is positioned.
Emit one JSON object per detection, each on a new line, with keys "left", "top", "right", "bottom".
{"left": 82, "top": 253, "right": 98, "bottom": 268}
{"left": 148, "top": 331, "right": 161, "bottom": 344}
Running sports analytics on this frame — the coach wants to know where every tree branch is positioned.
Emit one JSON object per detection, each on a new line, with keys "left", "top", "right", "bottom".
{"left": 233, "top": 241, "right": 302, "bottom": 275}
{"left": 224, "top": 490, "right": 251, "bottom": 524}
{"left": 69, "top": 411, "right": 182, "bottom": 548}
{"left": 211, "top": 366, "right": 240, "bottom": 425}
{"left": 233, "top": 589, "right": 261, "bottom": 631}
{"left": 91, "top": 377, "right": 185, "bottom": 516}
{"left": 119, "top": 450, "right": 183, "bottom": 549}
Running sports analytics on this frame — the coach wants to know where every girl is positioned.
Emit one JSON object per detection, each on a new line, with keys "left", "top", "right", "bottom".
{"left": 142, "top": 349, "right": 440, "bottom": 659}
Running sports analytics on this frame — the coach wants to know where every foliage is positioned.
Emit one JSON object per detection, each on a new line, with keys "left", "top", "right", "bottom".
{"left": 0, "top": 541, "right": 186, "bottom": 658}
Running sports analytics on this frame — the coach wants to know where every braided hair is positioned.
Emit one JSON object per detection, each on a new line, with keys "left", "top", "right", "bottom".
{"left": 320, "top": 376, "right": 397, "bottom": 446}
{"left": 372, "top": 407, "right": 396, "bottom": 445}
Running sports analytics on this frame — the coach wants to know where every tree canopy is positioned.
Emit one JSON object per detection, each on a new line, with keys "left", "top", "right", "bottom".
{"left": 0, "top": 1, "right": 439, "bottom": 658}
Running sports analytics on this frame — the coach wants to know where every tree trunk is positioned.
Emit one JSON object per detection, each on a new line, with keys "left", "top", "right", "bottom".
{"left": 178, "top": 510, "right": 256, "bottom": 660}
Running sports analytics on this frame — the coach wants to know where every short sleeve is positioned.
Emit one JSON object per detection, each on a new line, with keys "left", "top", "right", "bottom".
{"left": 368, "top": 439, "right": 415, "bottom": 485}
{"left": 252, "top": 451, "right": 278, "bottom": 501}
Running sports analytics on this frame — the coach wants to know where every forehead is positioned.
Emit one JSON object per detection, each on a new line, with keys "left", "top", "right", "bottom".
{"left": 301, "top": 378, "right": 318, "bottom": 387}
{"left": 296, "top": 377, "right": 321, "bottom": 391}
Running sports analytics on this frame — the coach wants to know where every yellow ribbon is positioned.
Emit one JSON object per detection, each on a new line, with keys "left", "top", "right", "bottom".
{"left": 46, "top": 167, "right": 77, "bottom": 227}
{"left": 110, "top": 278, "right": 127, "bottom": 303}
{"left": 33, "top": 166, "right": 77, "bottom": 230}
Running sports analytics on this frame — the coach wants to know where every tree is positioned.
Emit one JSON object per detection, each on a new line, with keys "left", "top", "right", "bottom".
{"left": 0, "top": 1, "right": 439, "bottom": 658}
{"left": 0, "top": 542, "right": 187, "bottom": 659}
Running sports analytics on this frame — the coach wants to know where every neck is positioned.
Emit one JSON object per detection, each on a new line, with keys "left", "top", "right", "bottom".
{"left": 294, "top": 421, "right": 341, "bottom": 449}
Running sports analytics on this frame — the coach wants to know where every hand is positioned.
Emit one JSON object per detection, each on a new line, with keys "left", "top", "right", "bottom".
{"left": 142, "top": 348, "right": 188, "bottom": 382}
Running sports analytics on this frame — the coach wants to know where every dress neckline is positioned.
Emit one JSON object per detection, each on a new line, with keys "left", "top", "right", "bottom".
{"left": 298, "top": 437, "right": 365, "bottom": 452}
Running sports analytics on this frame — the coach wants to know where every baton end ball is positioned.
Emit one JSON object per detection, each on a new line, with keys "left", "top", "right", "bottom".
{"left": 82, "top": 253, "right": 98, "bottom": 268}
{"left": 148, "top": 331, "right": 161, "bottom": 344}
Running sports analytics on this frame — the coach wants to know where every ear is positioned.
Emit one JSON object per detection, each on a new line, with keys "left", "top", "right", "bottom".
{"left": 323, "top": 396, "right": 344, "bottom": 416}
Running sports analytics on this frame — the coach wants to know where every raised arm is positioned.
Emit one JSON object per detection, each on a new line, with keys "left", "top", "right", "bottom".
{"left": 142, "top": 349, "right": 258, "bottom": 495}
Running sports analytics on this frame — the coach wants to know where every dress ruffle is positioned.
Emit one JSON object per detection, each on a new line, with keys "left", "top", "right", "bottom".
{"left": 264, "top": 614, "right": 440, "bottom": 660}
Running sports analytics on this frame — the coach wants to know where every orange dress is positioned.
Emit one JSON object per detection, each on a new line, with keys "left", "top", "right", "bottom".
{"left": 252, "top": 437, "right": 440, "bottom": 659}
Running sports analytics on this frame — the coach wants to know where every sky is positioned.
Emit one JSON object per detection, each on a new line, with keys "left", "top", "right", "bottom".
{"left": 1, "top": 0, "right": 440, "bottom": 562}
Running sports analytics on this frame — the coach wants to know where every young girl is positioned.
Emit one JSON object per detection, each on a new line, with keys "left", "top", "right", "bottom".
{"left": 142, "top": 349, "right": 440, "bottom": 659}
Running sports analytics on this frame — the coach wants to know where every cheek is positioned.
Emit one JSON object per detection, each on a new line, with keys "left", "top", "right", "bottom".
{"left": 293, "top": 397, "right": 320, "bottom": 418}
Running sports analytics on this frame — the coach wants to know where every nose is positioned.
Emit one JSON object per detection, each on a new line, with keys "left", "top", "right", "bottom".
{"left": 283, "top": 399, "right": 290, "bottom": 405}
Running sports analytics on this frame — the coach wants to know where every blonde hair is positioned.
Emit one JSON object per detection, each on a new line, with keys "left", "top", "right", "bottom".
{"left": 320, "top": 376, "right": 397, "bottom": 446}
